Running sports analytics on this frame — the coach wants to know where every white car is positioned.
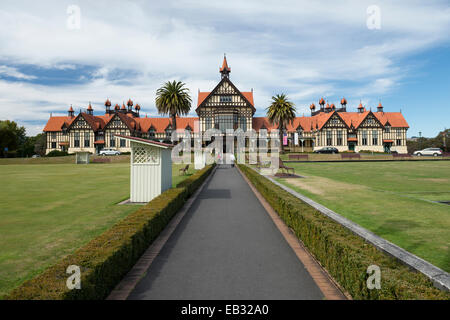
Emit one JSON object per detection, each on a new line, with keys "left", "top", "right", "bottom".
{"left": 413, "top": 148, "right": 442, "bottom": 157}
{"left": 99, "top": 148, "right": 121, "bottom": 156}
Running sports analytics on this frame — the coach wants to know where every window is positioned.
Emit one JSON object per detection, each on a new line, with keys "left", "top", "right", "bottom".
{"left": 205, "top": 117, "right": 212, "bottom": 130}
{"left": 330, "top": 118, "right": 340, "bottom": 126}
{"left": 397, "top": 139, "right": 402, "bottom": 146}
{"left": 337, "top": 131, "right": 343, "bottom": 146}
{"left": 84, "top": 132, "right": 90, "bottom": 147}
{"left": 240, "top": 117, "right": 247, "bottom": 132}
{"left": 385, "top": 126, "right": 390, "bottom": 133}
{"left": 165, "top": 128, "right": 172, "bottom": 138}
{"left": 216, "top": 114, "right": 235, "bottom": 133}
{"left": 372, "top": 130, "right": 378, "bottom": 145}
{"left": 120, "top": 139, "right": 126, "bottom": 147}
{"left": 148, "top": 128, "right": 155, "bottom": 138}
{"left": 51, "top": 132, "right": 56, "bottom": 139}
{"left": 113, "top": 119, "right": 122, "bottom": 127}
{"left": 51, "top": 142, "right": 56, "bottom": 149}
{"left": 220, "top": 96, "right": 232, "bottom": 103}
{"left": 396, "top": 128, "right": 402, "bottom": 138}
{"left": 326, "top": 131, "right": 332, "bottom": 146}
{"left": 74, "top": 132, "right": 80, "bottom": 147}
{"left": 110, "top": 137, "right": 115, "bottom": 147}
{"left": 362, "top": 131, "right": 368, "bottom": 145}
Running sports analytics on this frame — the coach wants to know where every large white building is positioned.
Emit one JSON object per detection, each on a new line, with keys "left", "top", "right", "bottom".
{"left": 43, "top": 56, "right": 409, "bottom": 154}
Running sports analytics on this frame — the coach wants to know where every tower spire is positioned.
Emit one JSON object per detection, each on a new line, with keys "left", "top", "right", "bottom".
{"left": 220, "top": 54, "right": 231, "bottom": 79}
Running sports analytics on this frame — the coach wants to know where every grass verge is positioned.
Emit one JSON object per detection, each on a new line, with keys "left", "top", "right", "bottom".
{"left": 5, "top": 164, "right": 214, "bottom": 300}
{"left": 239, "top": 164, "right": 449, "bottom": 300}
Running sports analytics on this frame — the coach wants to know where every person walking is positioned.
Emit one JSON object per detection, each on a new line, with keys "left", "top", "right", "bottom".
{"left": 230, "top": 153, "right": 236, "bottom": 167}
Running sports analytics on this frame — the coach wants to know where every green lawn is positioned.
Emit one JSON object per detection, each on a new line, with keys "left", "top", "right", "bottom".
{"left": 0, "top": 162, "right": 195, "bottom": 298}
{"left": 276, "top": 161, "right": 450, "bottom": 272}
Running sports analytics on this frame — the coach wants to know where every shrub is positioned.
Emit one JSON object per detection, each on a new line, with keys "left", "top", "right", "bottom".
{"left": 238, "top": 164, "right": 449, "bottom": 300}
{"left": 6, "top": 164, "right": 214, "bottom": 300}
{"left": 46, "top": 150, "right": 69, "bottom": 157}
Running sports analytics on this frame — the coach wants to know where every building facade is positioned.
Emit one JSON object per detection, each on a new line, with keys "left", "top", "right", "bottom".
{"left": 43, "top": 56, "right": 409, "bottom": 154}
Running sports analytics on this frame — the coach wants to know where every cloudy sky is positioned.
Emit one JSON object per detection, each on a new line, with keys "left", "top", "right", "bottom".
{"left": 0, "top": 0, "right": 449, "bottom": 136}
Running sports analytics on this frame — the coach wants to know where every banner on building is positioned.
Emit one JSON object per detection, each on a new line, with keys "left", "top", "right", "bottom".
{"left": 283, "top": 133, "right": 288, "bottom": 146}
{"left": 294, "top": 132, "right": 299, "bottom": 146}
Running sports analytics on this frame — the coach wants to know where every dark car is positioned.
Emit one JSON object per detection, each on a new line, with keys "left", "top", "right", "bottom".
{"left": 314, "top": 147, "right": 339, "bottom": 154}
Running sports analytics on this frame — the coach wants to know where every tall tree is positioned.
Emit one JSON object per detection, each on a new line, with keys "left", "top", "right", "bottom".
{"left": 155, "top": 80, "right": 192, "bottom": 136}
{"left": 266, "top": 94, "right": 296, "bottom": 153}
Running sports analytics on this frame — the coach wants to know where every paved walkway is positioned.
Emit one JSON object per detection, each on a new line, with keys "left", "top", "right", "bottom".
{"left": 128, "top": 165, "right": 324, "bottom": 300}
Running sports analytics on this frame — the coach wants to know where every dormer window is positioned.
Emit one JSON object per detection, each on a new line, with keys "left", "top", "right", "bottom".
{"left": 165, "top": 127, "right": 172, "bottom": 138}
{"left": 385, "top": 125, "right": 391, "bottom": 133}
{"left": 296, "top": 127, "right": 303, "bottom": 137}
{"left": 148, "top": 128, "right": 155, "bottom": 138}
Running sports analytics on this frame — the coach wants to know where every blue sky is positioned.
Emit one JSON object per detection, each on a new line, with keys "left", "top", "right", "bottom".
{"left": 0, "top": 0, "right": 449, "bottom": 137}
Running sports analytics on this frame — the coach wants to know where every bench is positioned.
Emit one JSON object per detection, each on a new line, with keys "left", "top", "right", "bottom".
{"left": 279, "top": 157, "right": 295, "bottom": 175}
{"left": 179, "top": 164, "right": 189, "bottom": 175}
{"left": 288, "top": 154, "right": 308, "bottom": 160}
{"left": 92, "top": 158, "right": 111, "bottom": 163}
{"left": 341, "top": 153, "right": 360, "bottom": 159}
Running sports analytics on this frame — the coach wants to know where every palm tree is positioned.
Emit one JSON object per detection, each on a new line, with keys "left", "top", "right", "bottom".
{"left": 155, "top": 80, "right": 192, "bottom": 132}
{"left": 266, "top": 94, "right": 296, "bottom": 153}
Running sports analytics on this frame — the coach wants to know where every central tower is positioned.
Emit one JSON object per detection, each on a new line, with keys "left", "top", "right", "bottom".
{"left": 220, "top": 54, "right": 231, "bottom": 79}
{"left": 196, "top": 56, "right": 256, "bottom": 136}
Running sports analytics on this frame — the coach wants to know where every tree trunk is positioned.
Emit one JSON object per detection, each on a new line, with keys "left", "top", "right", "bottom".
{"left": 171, "top": 113, "right": 177, "bottom": 143}
{"left": 279, "top": 124, "right": 285, "bottom": 154}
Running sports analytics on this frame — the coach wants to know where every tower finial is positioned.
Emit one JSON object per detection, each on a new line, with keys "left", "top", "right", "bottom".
{"left": 220, "top": 55, "right": 231, "bottom": 79}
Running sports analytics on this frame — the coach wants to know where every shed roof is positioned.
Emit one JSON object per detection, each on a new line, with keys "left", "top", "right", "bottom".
{"left": 114, "top": 134, "right": 173, "bottom": 149}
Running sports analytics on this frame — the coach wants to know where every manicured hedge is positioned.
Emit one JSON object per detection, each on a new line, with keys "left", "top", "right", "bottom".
{"left": 6, "top": 164, "right": 214, "bottom": 300}
{"left": 238, "top": 164, "right": 449, "bottom": 300}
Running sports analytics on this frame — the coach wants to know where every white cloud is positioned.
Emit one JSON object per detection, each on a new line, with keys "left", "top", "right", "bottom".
{"left": 0, "top": 0, "right": 449, "bottom": 135}
{"left": 0, "top": 65, "right": 36, "bottom": 80}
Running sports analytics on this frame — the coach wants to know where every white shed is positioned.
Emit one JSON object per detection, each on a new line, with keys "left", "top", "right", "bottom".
{"left": 115, "top": 135, "right": 173, "bottom": 203}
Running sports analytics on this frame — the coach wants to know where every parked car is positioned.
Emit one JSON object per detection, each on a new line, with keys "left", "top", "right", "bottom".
{"left": 99, "top": 148, "right": 121, "bottom": 156}
{"left": 314, "top": 147, "right": 339, "bottom": 154}
{"left": 31, "top": 154, "right": 40, "bottom": 158}
{"left": 413, "top": 148, "right": 442, "bottom": 157}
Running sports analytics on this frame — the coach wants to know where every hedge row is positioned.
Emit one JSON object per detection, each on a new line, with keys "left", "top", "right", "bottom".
{"left": 238, "top": 164, "right": 449, "bottom": 300}
{"left": 6, "top": 164, "right": 215, "bottom": 300}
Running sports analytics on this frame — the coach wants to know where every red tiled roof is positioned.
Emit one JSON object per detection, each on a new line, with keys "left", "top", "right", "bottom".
{"left": 374, "top": 112, "right": 409, "bottom": 128}
{"left": 383, "top": 139, "right": 394, "bottom": 143}
{"left": 94, "top": 140, "right": 105, "bottom": 144}
{"left": 252, "top": 117, "right": 279, "bottom": 132}
{"left": 253, "top": 110, "right": 408, "bottom": 133}
{"left": 43, "top": 116, "right": 74, "bottom": 132}
{"left": 135, "top": 116, "right": 199, "bottom": 133}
